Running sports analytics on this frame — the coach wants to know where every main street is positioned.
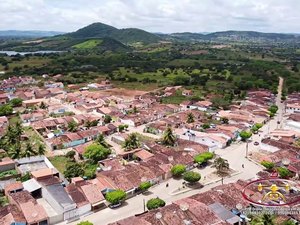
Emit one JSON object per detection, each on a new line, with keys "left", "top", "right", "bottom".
{"left": 67, "top": 78, "right": 284, "bottom": 225}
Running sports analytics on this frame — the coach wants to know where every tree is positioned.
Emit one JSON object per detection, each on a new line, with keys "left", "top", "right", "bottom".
{"left": 23, "top": 142, "right": 36, "bottom": 158}
{"left": 194, "top": 155, "right": 206, "bottom": 164}
{"left": 66, "top": 150, "right": 76, "bottom": 159}
{"left": 212, "top": 157, "right": 229, "bottom": 175}
{"left": 260, "top": 161, "right": 275, "bottom": 171}
{"left": 9, "top": 98, "right": 23, "bottom": 107}
{"left": 77, "top": 221, "right": 93, "bottom": 225}
{"left": 277, "top": 167, "right": 291, "bottom": 179}
{"left": 37, "top": 144, "right": 46, "bottom": 155}
{"left": 139, "top": 181, "right": 152, "bottom": 192}
{"left": 40, "top": 101, "right": 47, "bottom": 109}
{"left": 171, "top": 164, "right": 186, "bottom": 177}
{"left": 268, "top": 105, "right": 278, "bottom": 114}
{"left": 123, "top": 133, "right": 140, "bottom": 151}
{"left": 194, "top": 152, "right": 214, "bottom": 165}
{"left": 83, "top": 143, "right": 111, "bottom": 163}
{"left": 67, "top": 120, "right": 78, "bottom": 132}
{"left": 201, "top": 152, "right": 214, "bottom": 161}
{"left": 162, "top": 127, "right": 176, "bottom": 146}
{"left": 95, "top": 134, "right": 109, "bottom": 148}
{"left": 281, "top": 220, "right": 296, "bottom": 225}
{"left": 250, "top": 214, "right": 274, "bottom": 225}
{"left": 118, "top": 124, "right": 128, "bottom": 132}
{"left": 0, "top": 104, "right": 13, "bottom": 116}
{"left": 221, "top": 117, "right": 229, "bottom": 124}
{"left": 104, "top": 115, "right": 112, "bottom": 124}
{"left": 201, "top": 123, "right": 210, "bottom": 129}
{"left": 132, "top": 106, "right": 138, "bottom": 114}
{"left": 105, "top": 189, "right": 126, "bottom": 205}
{"left": 64, "top": 163, "right": 84, "bottom": 179}
{"left": 239, "top": 130, "right": 252, "bottom": 141}
{"left": 8, "top": 144, "right": 22, "bottom": 159}
{"left": 186, "top": 113, "right": 195, "bottom": 123}
{"left": 146, "top": 198, "right": 166, "bottom": 210}
{"left": 183, "top": 171, "right": 201, "bottom": 184}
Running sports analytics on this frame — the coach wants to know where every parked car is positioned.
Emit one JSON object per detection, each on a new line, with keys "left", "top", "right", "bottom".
{"left": 109, "top": 202, "right": 122, "bottom": 209}
{"left": 254, "top": 141, "right": 259, "bottom": 146}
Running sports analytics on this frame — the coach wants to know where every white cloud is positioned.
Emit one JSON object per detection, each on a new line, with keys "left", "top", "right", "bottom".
{"left": 0, "top": 0, "right": 299, "bottom": 33}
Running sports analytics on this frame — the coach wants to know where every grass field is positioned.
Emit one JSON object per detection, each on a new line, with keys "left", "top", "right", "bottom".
{"left": 48, "top": 156, "right": 69, "bottom": 173}
{"left": 0, "top": 56, "right": 51, "bottom": 72}
{"left": 73, "top": 39, "right": 103, "bottom": 49}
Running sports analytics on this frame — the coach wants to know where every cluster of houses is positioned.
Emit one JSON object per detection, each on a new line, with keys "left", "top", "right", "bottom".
{"left": 2, "top": 75, "right": 298, "bottom": 225}
{"left": 0, "top": 156, "right": 108, "bottom": 225}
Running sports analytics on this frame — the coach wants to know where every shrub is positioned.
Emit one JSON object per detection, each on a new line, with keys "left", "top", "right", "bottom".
{"left": 77, "top": 221, "right": 93, "bottom": 225}
{"left": 183, "top": 171, "right": 201, "bottom": 183}
{"left": 146, "top": 198, "right": 166, "bottom": 210}
{"left": 171, "top": 164, "right": 186, "bottom": 177}
{"left": 261, "top": 161, "right": 275, "bottom": 171}
{"left": 277, "top": 167, "right": 291, "bottom": 179}
{"left": 105, "top": 189, "right": 126, "bottom": 205}
{"left": 139, "top": 181, "right": 152, "bottom": 191}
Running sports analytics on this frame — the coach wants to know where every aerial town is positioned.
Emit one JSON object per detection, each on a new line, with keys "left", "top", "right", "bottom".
{"left": 0, "top": 73, "right": 300, "bottom": 225}
{"left": 2, "top": 1, "right": 300, "bottom": 225}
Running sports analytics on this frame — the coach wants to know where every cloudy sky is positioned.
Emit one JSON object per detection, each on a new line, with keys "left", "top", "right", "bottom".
{"left": 1, "top": 0, "right": 300, "bottom": 33}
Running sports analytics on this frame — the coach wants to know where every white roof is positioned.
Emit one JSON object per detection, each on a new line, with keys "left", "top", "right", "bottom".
{"left": 23, "top": 178, "right": 41, "bottom": 193}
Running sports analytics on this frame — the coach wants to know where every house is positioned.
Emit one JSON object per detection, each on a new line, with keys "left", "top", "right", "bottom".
{"left": 44, "top": 82, "right": 64, "bottom": 89}
{"left": 7, "top": 190, "right": 48, "bottom": 225}
{"left": 0, "top": 157, "right": 16, "bottom": 172}
{"left": 286, "top": 103, "right": 300, "bottom": 114}
{"left": 20, "top": 112, "right": 45, "bottom": 123}
{"left": 182, "top": 89, "right": 193, "bottom": 96}
{"left": 48, "top": 104, "right": 69, "bottom": 115}
{"left": 175, "top": 128, "right": 221, "bottom": 151}
{"left": 0, "top": 205, "right": 26, "bottom": 225}
{"left": 65, "top": 184, "right": 91, "bottom": 216}
{"left": 190, "top": 100, "right": 213, "bottom": 111}
{"left": 0, "top": 116, "right": 9, "bottom": 127}
{"left": 0, "top": 93, "right": 9, "bottom": 105}
{"left": 79, "top": 183, "right": 106, "bottom": 210}
{"left": 77, "top": 128, "right": 99, "bottom": 142}
{"left": 22, "top": 98, "right": 46, "bottom": 108}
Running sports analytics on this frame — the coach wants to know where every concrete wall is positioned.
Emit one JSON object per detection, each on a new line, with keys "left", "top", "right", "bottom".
{"left": 77, "top": 203, "right": 91, "bottom": 217}
{"left": 48, "top": 214, "right": 64, "bottom": 225}
{"left": 0, "top": 162, "right": 15, "bottom": 172}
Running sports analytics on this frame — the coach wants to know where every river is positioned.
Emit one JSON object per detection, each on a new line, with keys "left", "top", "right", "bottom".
{"left": 0, "top": 50, "right": 64, "bottom": 56}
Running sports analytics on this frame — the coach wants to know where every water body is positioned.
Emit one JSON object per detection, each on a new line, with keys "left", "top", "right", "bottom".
{"left": 0, "top": 50, "right": 64, "bottom": 56}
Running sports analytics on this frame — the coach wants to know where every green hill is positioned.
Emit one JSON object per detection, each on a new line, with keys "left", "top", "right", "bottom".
{"left": 66, "top": 22, "right": 161, "bottom": 45}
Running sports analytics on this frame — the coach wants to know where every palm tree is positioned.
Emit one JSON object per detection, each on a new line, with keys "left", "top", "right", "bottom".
{"left": 186, "top": 112, "right": 195, "bottom": 123}
{"left": 68, "top": 120, "right": 78, "bottom": 132}
{"left": 123, "top": 133, "right": 140, "bottom": 151}
{"left": 212, "top": 157, "right": 229, "bottom": 175}
{"left": 23, "top": 142, "right": 36, "bottom": 158}
{"left": 37, "top": 144, "right": 46, "bottom": 155}
{"left": 96, "top": 134, "right": 109, "bottom": 148}
{"left": 250, "top": 214, "right": 274, "bottom": 225}
{"left": 162, "top": 127, "right": 176, "bottom": 146}
{"left": 8, "top": 144, "right": 21, "bottom": 159}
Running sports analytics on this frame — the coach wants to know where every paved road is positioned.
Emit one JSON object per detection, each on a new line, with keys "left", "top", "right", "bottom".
{"left": 63, "top": 78, "right": 284, "bottom": 225}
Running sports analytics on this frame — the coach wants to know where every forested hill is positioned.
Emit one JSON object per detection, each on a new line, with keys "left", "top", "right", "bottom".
{"left": 65, "top": 22, "right": 161, "bottom": 45}
{"left": 167, "top": 30, "right": 300, "bottom": 42}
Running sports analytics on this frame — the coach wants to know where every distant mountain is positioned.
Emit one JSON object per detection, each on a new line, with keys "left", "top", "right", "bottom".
{"left": 168, "top": 30, "right": 300, "bottom": 42}
{"left": 0, "top": 30, "right": 64, "bottom": 38}
{"left": 66, "top": 22, "right": 161, "bottom": 44}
